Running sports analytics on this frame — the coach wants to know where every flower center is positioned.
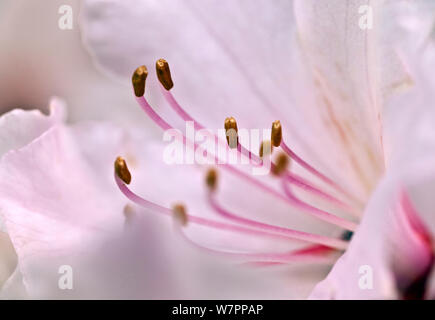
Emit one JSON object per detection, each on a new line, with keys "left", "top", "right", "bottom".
{"left": 115, "top": 60, "right": 367, "bottom": 266}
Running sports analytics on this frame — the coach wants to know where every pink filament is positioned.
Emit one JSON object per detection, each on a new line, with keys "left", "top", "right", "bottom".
{"left": 286, "top": 173, "right": 358, "bottom": 215}
{"left": 237, "top": 143, "right": 262, "bottom": 165}
{"left": 208, "top": 193, "right": 348, "bottom": 250}
{"left": 239, "top": 245, "right": 337, "bottom": 267}
{"left": 177, "top": 226, "right": 337, "bottom": 265}
{"left": 221, "top": 163, "right": 356, "bottom": 230}
{"left": 115, "top": 174, "right": 347, "bottom": 250}
{"left": 136, "top": 96, "right": 172, "bottom": 131}
{"left": 161, "top": 89, "right": 359, "bottom": 212}
{"left": 281, "top": 178, "right": 357, "bottom": 231}
{"left": 281, "top": 140, "right": 361, "bottom": 204}
{"left": 136, "top": 94, "right": 357, "bottom": 230}
{"left": 161, "top": 87, "right": 202, "bottom": 129}
{"left": 163, "top": 87, "right": 262, "bottom": 166}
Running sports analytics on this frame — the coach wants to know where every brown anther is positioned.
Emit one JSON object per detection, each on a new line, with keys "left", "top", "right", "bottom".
{"left": 123, "top": 204, "right": 135, "bottom": 224}
{"left": 132, "top": 65, "right": 148, "bottom": 97}
{"left": 271, "top": 120, "right": 282, "bottom": 147}
{"left": 172, "top": 204, "right": 188, "bottom": 226}
{"left": 259, "top": 140, "right": 273, "bottom": 158}
{"left": 114, "top": 156, "right": 132, "bottom": 184}
{"left": 156, "top": 59, "right": 174, "bottom": 90}
{"left": 272, "top": 152, "right": 290, "bottom": 176}
{"left": 224, "top": 117, "right": 238, "bottom": 149}
{"left": 205, "top": 168, "right": 218, "bottom": 191}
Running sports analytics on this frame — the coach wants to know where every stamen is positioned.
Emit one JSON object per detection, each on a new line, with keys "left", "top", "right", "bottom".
{"left": 135, "top": 89, "right": 357, "bottom": 230}
{"left": 272, "top": 152, "right": 290, "bottom": 176}
{"left": 136, "top": 90, "right": 172, "bottom": 131}
{"left": 208, "top": 192, "right": 348, "bottom": 250}
{"left": 280, "top": 140, "right": 361, "bottom": 205}
{"left": 176, "top": 224, "right": 337, "bottom": 265}
{"left": 159, "top": 87, "right": 262, "bottom": 165}
{"left": 160, "top": 87, "right": 203, "bottom": 130}
{"left": 238, "top": 245, "right": 338, "bottom": 266}
{"left": 281, "top": 178, "right": 358, "bottom": 231}
{"left": 259, "top": 140, "right": 273, "bottom": 158}
{"left": 237, "top": 143, "right": 262, "bottom": 165}
{"left": 115, "top": 173, "right": 346, "bottom": 248}
{"left": 205, "top": 168, "right": 218, "bottom": 192}
{"left": 156, "top": 58, "right": 174, "bottom": 90}
{"left": 156, "top": 76, "right": 360, "bottom": 209}
{"left": 204, "top": 170, "right": 347, "bottom": 247}
{"left": 132, "top": 65, "right": 148, "bottom": 97}
{"left": 114, "top": 156, "right": 132, "bottom": 184}
{"left": 271, "top": 120, "right": 282, "bottom": 147}
{"left": 224, "top": 116, "right": 238, "bottom": 149}
{"left": 286, "top": 173, "right": 358, "bottom": 215}
{"left": 172, "top": 203, "right": 188, "bottom": 226}
{"left": 123, "top": 204, "right": 135, "bottom": 222}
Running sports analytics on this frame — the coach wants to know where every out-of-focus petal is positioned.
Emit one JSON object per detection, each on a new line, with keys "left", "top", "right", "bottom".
{"left": 0, "top": 97, "right": 65, "bottom": 158}
{"left": 0, "top": 0, "right": 148, "bottom": 127}
{"left": 80, "top": 0, "right": 298, "bottom": 129}
{"left": 0, "top": 97, "right": 65, "bottom": 288}
{"left": 384, "top": 0, "right": 435, "bottom": 89}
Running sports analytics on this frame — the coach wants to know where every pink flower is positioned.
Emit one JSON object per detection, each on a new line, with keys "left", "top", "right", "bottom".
{"left": 1, "top": 99, "right": 303, "bottom": 298}
{"left": 1, "top": 0, "right": 435, "bottom": 299}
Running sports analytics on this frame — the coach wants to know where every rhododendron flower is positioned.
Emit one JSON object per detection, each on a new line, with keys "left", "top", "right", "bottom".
{"left": 0, "top": 99, "right": 303, "bottom": 299}
{"left": 1, "top": 0, "right": 435, "bottom": 299}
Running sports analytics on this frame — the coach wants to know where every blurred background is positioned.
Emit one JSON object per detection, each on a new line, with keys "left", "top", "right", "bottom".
{"left": 0, "top": 0, "right": 153, "bottom": 129}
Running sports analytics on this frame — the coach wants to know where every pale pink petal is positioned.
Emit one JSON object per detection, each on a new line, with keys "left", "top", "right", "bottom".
{"left": 0, "top": 118, "right": 325, "bottom": 298}
{"left": 80, "top": 0, "right": 299, "bottom": 130}
{"left": 310, "top": 45, "right": 435, "bottom": 297}
{"left": 0, "top": 97, "right": 65, "bottom": 159}
{"left": 310, "top": 157, "right": 435, "bottom": 299}
{"left": 292, "top": 0, "right": 418, "bottom": 200}
{"left": 0, "top": 0, "right": 147, "bottom": 127}
{"left": 0, "top": 97, "right": 65, "bottom": 288}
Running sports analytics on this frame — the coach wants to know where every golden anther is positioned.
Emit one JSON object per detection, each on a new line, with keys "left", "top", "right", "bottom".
{"left": 205, "top": 168, "right": 218, "bottom": 191}
{"left": 259, "top": 140, "right": 273, "bottom": 158}
{"left": 172, "top": 204, "right": 188, "bottom": 226}
{"left": 271, "top": 120, "right": 282, "bottom": 147}
{"left": 271, "top": 152, "right": 289, "bottom": 176}
{"left": 132, "top": 65, "right": 148, "bottom": 97}
{"left": 156, "top": 59, "right": 174, "bottom": 90}
{"left": 224, "top": 117, "right": 238, "bottom": 149}
{"left": 114, "top": 156, "right": 132, "bottom": 184}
